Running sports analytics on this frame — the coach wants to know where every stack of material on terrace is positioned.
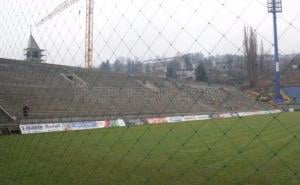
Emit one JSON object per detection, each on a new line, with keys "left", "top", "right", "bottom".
{"left": 0, "top": 58, "right": 272, "bottom": 124}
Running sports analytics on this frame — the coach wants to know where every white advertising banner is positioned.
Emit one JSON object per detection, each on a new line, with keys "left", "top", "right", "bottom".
{"left": 167, "top": 116, "right": 184, "bottom": 123}
{"left": 19, "top": 119, "right": 126, "bottom": 134}
{"left": 231, "top": 113, "right": 239, "bottom": 118}
{"left": 238, "top": 110, "right": 282, "bottom": 117}
{"left": 96, "top": 121, "right": 106, "bottom": 128}
{"left": 64, "top": 121, "right": 100, "bottom": 131}
{"left": 219, "top": 113, "right": 232, "bottom": 118}
{"left": 19, "top": 110, "right": 281, "bottom": 135}
{"left": 147, "top": 118, "right": 168, "bottom": 124}
{"left": 195, "top": 115, "right": 211, "bottom": 121}
{"left": 110, "top": 119, "right": 126, "bottom": 128}
{"left": 183, "top": 115, "right": 198, "bottom": 122}
{"left": 126, "top": 119, "right": 144, "bottom": 126}
{"left": 19, "top": 123, "right": 64, "bottom": 134}
{"left": 267, "top": 110, "right": 281, "bottom": 114}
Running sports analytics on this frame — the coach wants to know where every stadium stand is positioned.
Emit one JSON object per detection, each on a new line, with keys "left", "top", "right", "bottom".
{"left": 0, "top": 58, "right": 274, "bottom": 132}
{"left": 283, "top": 87, "right": 300, "bottom": 103}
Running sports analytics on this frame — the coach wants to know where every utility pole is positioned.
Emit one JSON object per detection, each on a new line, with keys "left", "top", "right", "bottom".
{"left": 268, "top": 0, "right": 283, "bottom": 103}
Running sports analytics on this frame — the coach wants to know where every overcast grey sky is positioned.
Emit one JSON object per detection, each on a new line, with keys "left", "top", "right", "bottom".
{"left": 1, "top": 0, "right": 300, "bottom": 67}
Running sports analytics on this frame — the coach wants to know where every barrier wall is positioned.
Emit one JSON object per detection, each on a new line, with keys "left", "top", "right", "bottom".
{"left": 126, "top": 119, "right": 145, "bottom": 127}
{"left": 20, "top": 110, "right": 282, "bottom": 135}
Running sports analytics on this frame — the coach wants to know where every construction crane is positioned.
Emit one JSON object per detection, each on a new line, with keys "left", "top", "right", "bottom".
{"left": 36, "top": 0, "right": 94, "bottom": 69}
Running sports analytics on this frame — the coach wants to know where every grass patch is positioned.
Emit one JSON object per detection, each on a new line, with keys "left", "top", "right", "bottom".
{"left": 0, "top": 113, "right": 299, "bottom": 185}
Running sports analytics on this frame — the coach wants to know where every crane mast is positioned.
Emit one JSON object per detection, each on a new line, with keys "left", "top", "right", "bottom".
{"left": 85, "top": 0, "right": 93, "bottom": 69}
{"left": 36, "top": 0, "right": 94, "bottom": 69}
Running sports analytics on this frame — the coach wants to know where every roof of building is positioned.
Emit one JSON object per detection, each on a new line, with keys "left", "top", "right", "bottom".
{"left": 27, "top": 34, "right": 40, "bottom": 50}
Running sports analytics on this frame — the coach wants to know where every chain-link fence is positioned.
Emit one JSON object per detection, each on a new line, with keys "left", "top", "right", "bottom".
{"left": 0, "top": 0, "right": 300, "bottom": 185}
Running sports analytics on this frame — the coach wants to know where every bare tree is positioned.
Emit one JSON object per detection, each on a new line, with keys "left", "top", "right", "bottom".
{"left": 259, "top": 40, "right": 265, "bottom": 77}
{"left": 243, "top": 27, "right": 258, "bottom": 88}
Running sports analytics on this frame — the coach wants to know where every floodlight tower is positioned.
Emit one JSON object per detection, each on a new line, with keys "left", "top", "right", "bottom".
{"left": 268, "top": 0, "right": 283, "bottom": 103}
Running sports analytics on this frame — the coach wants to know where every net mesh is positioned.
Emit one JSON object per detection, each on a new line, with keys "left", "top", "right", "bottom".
{"left": 0, "top": 0, "right": 300, "bottom": 185}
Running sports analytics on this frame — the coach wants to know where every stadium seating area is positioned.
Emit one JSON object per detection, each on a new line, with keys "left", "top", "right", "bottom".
{"left": 283, "top": 87, "right": 300, "bottom": 103}
{"left": 0, "top": 58, "right": 273, "bottom": 127}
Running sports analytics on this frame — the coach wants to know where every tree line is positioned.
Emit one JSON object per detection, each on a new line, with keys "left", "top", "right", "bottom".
{"left": 98, "top": 26, "right": 295, "bottom": 87}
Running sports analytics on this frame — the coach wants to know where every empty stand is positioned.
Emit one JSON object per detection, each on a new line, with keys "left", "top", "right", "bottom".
{"left": 0, "top": 58, "right": 274, "bottom": 126}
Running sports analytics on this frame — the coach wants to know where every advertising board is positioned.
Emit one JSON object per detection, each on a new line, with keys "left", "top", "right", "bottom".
{"left": 219, "top": 113, "right": 232, "bottom": 118}
{"left": 147, "top": 118, "right": 168, "bottom": 124}
{"left": 19, "top": 119, "right": 125, "bottom": 134}
{"left": 126, "top": 119, "right": 144, "bottom": 126}
{"left": 183, "top": 115, "right": 198, "bottom": 122}
{"left": 19, "top": 110, "right": 281, "bottom": 135}
{"left": 20, "top": 123, "right": 64, "bottom": 134}
{"left": 196, "top": 115, "right": 211, "bottom": 120}
{"left": 64, "top": 121, "right": 98, "bottom": 131}
{"left": 167, "top": 116, "right": 184, "bottom": 123}
{"left": 110, "top": 119, "right": 126, "bottom": 128}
